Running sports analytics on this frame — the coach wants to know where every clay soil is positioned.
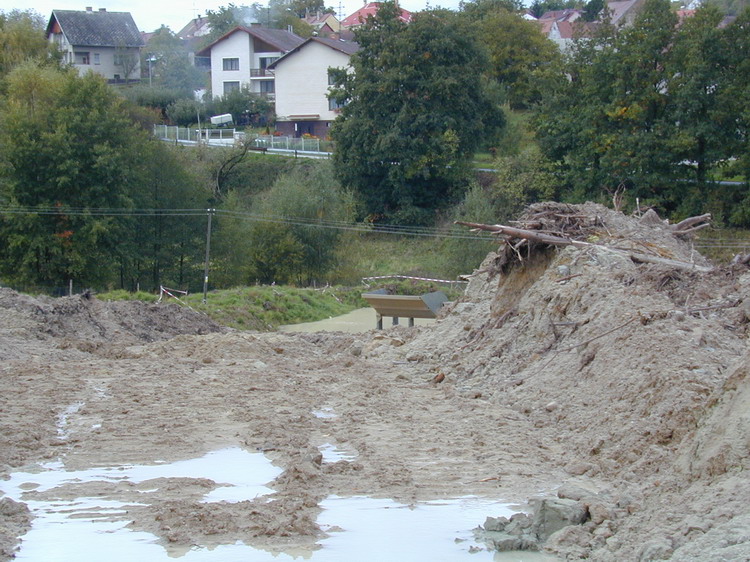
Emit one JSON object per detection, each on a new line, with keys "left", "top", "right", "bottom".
{"left": 2, "top": 202, "right": 750, "bottom": 561}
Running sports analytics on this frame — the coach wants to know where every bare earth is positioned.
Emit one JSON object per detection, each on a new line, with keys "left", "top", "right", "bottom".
{"left": 1, "top": 203, "right": 749, "bottom": 561}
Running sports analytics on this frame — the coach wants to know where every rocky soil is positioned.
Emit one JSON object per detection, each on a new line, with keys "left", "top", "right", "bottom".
{"left": 1, "top": 202, "right": 749, "bottom": 560}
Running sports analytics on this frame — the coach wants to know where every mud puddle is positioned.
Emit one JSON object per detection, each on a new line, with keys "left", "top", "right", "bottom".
{"left": 2, "top": 448, "right": 550, "bottom": 561}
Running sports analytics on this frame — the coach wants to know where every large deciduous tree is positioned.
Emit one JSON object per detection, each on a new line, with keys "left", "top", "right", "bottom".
{"left": 330, "top": 2, "right": 505, "bottom": 224}
{"left": 0, "top": 9, "right": 59, "bottom": 81}
{"left": 469, "top": 8, "right": 560, "bottom": 109}
{"left": 533, "top": 0, "right": 744, "bottom": 215}
{"left": 0, "top": 64, "right": 210, "bottom": 290}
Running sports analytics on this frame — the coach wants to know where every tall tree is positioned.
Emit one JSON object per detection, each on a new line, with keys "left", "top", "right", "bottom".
{"left": 0, "top": 64, "right": 209, "bottom": 289}
{"left": 472, "top": 8, "right": 560, "bottom": 108}
{"left": 721, "top": 7, "right": 750, "bottom": 225}
{"left": 331, "top": 2, "right": 505, "bottom": 224}
{"left": 534, "top": 0, "right": 684, "bottom": 208}
{"left": 0, "top": 9, "right": 59, "bottom": 81}
{"left": 665, "top": 5, "right": 731, "bottom": 216}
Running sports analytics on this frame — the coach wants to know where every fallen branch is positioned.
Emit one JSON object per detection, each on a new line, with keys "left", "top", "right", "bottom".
{"left": 672, "top": 213, "right": 711, "bottom": 232}
{"left": 455, "top": 221, "right": 591, "bottom": 248}
{"left": 555, "top": 317, "right": 636, "bottom": 353}
{"left": 685, "top": 300, "right": 740, "bottom": 314}
{"left": 455, "top": 221, "right": 714, "bottom": 273}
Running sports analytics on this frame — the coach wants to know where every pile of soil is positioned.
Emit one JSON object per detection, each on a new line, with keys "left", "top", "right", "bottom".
{"left": 1, "top": 202, "right": 749, "bottom": 560}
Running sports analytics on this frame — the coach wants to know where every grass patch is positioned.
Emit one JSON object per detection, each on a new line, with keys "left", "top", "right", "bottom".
{"left": 96, "top": 289, "right": 159, "bottom": 303}
{"left": 182, "top": 285, "right": 366, "bottom": 330}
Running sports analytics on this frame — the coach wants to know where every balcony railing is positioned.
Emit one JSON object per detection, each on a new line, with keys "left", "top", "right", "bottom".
{"left": 250, "top": 68, "right": 273, "bottom": 78}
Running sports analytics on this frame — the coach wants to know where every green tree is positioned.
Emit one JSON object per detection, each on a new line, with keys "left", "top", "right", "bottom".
{"left": 144, "top": 27, "right": 206, "bottom": 95}
{"left": 528, "top": 0, "right": 580, "bottom": 18}
{"left": 722, "top": 8, "right": 750, "bottom": 225}
{"left": 473, "top": 9, "right": 560, "bottom": 109}
{"left": 0, "top": 64, "right": 209, "bottom": 290}
{"left": 461, "top": 0, "right": 525, "bottom": 18}
{"left": 247, "top": 162, "right": 355, "bottom": 284}
{"left": 665, "top": 5, "right": 732, "bottom": 217}
{"left": 331, "top": 2, "right": 505, "bottom": 224}
{"left": 206, "top": 84, "right": 273, "bottom": 126}
{"left": 534, "top": 0, "right": 681, "bottom": 208}
{"left": 203, "top": 4, "right": 253, "bottom": 46}
{"left": 0, "top": 9, "right": 59, "bottom": 81}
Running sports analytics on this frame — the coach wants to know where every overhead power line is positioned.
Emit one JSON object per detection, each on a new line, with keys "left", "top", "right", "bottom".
{"left": 0, "top": 206, "right": 498, "bottom": 242}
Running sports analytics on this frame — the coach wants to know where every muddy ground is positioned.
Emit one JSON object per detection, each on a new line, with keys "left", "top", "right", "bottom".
{"left": 1, "top": 203, "right": 749, "bottom": 560}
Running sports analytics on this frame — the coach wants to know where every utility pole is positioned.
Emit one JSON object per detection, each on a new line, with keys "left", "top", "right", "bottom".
{"left": 202, "top": 209, "right": 214, "bottom": 304}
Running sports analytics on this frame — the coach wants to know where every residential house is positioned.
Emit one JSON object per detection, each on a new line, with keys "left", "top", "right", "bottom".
{"left": 607, "top": 0, "right": 647, "bottom": 26}
{"left": 195, "top": 25, "right": 304, "bottom": 99}
{"left": 303, "top": 12, "right": 341, "bottom": 37}
{"left": 269, "top": 37, "right": 358, "bottom": 138}
{"left": 46, "top": 8, "right": 144, "bottom": 82}
{"left": 341, "top": 2, "right": 413, "bottom": 28}
{"left": 177, "top": 16, "right": 212, "bottom": 42}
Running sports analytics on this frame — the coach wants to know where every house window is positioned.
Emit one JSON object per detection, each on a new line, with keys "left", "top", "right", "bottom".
{"left": 223, "top": 81, "right": 240, "bottom": 95}
{"left": 328, "top": 69, "right": 336, "bottom": 85}
{"left": 259, "top": 57, "right": 279, "bottom": 69}
{"left": 75, "top": 51, "right": 90, "bottom": 65}
{"left": 93, "top": 53, "right": 100, "bottom": 65}
{"left": 222, "top": 58, "right": 239, "bottom": 71}
{"left": 259, "top": 81, "right": 275, "bottom": 94}
{"left": 329, "top": 97, "right": 345, "bottom": 111}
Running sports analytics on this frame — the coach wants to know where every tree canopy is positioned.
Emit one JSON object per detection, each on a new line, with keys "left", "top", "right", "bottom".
{"left": 331, "top": 2, "right": 505, "bottom": 224}
{"left": 532, "top": 0, "right": 750, "bottom": 221}
{"left": 0, "top": 64, "right": 210, "bottom": 290}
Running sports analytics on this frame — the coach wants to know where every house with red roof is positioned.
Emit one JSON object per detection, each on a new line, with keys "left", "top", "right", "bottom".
{"left": 341, "top": 2, "right": 413, "bottom": 28}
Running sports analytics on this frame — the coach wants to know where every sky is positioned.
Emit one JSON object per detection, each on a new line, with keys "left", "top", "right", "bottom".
{"left": 1, "top": 0, "right": 464, "bottom": 34}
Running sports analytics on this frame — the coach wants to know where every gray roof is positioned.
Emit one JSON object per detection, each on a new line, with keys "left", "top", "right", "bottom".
{"left": 268, "top": 37, "right": 358, "bottom": 69}
{"left": 47, "top": 10, "right": 144, "bottom": 48}
{"left": 196, "top": 26, "right": 304, "bottom": 56}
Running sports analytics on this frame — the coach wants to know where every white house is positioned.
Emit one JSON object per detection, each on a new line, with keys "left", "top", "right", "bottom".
{"left": 195, "top": 25, "right": 304, "bottom": 99}
{"left": 269, "top": 37, "right": 358, "bottom": 138}
{"left": 46, "top": 8, "right": 144, "bottom": 82}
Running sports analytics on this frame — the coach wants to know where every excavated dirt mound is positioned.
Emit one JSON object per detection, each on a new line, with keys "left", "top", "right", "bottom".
{"left": 1, "top": 202, "right": 749, "bottom": 561}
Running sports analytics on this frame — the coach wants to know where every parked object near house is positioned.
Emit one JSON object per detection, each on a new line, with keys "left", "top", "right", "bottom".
{"left": 46, "top": 8, "right": 144, "bottom": 82}
{"left": 269, "top": 37, "right": 358, "bottom": 138}
{"left": 210, "top": 113, "right": 233, "bottom": 126}
{"left": 196, "top": 25, "right": 304, "bottom": 99}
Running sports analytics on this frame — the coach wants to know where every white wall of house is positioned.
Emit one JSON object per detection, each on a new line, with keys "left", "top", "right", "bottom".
{"left": 209, "top": 30, "right": 252, "bottom": 96}
{"left": 208, "top": 30, "right": 283, "bottom": 98}
{"left": 50, "top": 34, "right": 141, "bottom": 80}
{"left": 273, "top": 42, "right": 352, "bottom": 123}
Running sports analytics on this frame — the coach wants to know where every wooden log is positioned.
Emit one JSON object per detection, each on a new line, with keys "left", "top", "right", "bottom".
{"left": 455, "top": 220, "right": 714, "bottom": 273}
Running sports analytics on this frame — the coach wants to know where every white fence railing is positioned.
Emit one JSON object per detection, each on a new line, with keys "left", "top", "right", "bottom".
{"left": 153, "top": 126, "right": 329, "bottom": 154}
{"left": 152, "top": 125, "right": 238, "bottom": 144}
{"left": 251, "top": 134, "right": 322, "bottom": 152}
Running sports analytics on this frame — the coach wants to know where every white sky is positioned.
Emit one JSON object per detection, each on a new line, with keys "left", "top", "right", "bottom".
{"left": 1, "top": 0, "right": 464, "bottom": 34}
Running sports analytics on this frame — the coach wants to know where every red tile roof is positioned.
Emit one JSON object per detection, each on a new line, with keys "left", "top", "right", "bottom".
{"left": 341, "top": 2, "right": 413, "bottom": 28}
